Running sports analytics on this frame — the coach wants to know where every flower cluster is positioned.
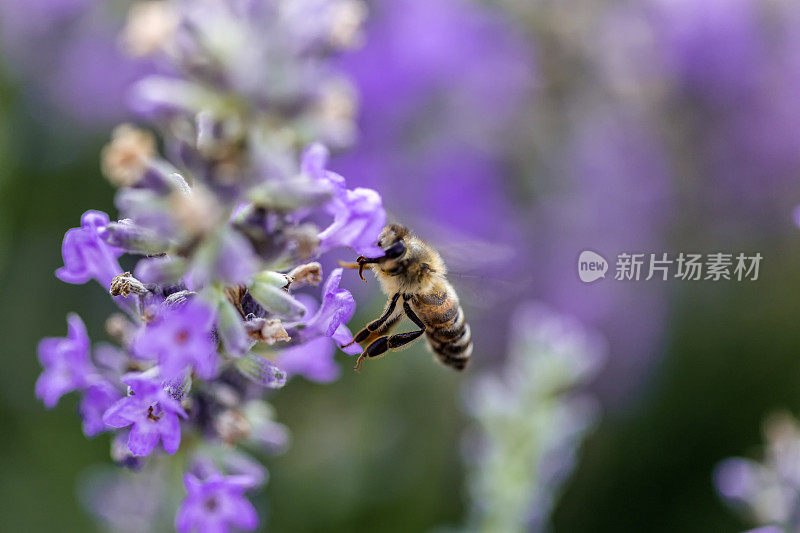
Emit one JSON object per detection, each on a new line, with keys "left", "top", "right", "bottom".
{"left": 35, "top": 0, "right": 381, "bottom": 531}
{"left": 714, "top": 412, "right": 800, "bottom": 532}
{"left": 462, "top": 302, "right": 605, "bottom": 532}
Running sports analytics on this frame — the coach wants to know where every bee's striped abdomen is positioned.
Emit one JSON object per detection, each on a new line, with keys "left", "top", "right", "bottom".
{"left": 412, "top": 289, "right": 472, "bottom": 372}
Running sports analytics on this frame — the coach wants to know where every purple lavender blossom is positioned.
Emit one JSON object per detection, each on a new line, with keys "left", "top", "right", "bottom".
{"left": 56, "top": 211, "right": 124, "bottom": 288}
{"left": 79, "top": 381, "right": 122, "bottom": 437}
{"left": 132, "top": 299, "right": 219, "bottom": 380}
{"left": 304, "top": 144, "right": 385, "bottom": 257}
{"left": 317, "top": 187, "right": 386, "bottom": 257}
{"left": 103, "top": 373, "right": 188, "bottom": 456}
{"left": 35, "top": 314, "right": 96, "bottom": 408}
{"left": 175, "top": 472, "right": 259, "bottom": 533}
{"left": 277, "top": 268, "right": 360, "bottom": 382}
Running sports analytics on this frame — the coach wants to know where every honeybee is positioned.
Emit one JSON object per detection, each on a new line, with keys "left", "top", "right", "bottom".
{"left": 341, "top": 224, "right": 472, "bottom": 372}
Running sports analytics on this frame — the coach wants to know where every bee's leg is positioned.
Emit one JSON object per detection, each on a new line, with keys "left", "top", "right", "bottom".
{"left": 355, "top": 301, "right": 426, "bottom": 370}
{"left": 339, "top": 256, "right": 380, "bottom": 281}
{"left": 337, "top": 260, "right": 360, "bottom": 270}
{"left": 342, "top": 293, "right": 401, "bottom": 349}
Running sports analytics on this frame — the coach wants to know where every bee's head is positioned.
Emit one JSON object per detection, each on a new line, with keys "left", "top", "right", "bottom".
{"left": 376, "top": 224, "right": 409, "bottom": 260}
{"left": 353, "top": 224, "right": 409, "bottom": 280}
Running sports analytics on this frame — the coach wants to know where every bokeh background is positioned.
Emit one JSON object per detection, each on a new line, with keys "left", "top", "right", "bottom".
{"left": 3, "top": 0, "right": 800, "bottom": 531}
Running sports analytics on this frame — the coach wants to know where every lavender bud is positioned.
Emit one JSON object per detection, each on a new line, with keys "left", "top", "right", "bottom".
{"left": 247, "top": 178, "right": 334, "bottom": 212}
{"left": 109, "top": 272, "right": 148, "bottom": 297}
{"left": 247, "top": 272, "right": 306, "bottom": 321}
{"left": 242, "top": 401, "right": 290, "bottom": 453}
{"left": 216, "top": 297, "right": 251, "bottom": 356}
{"left": 100, "top": 124, "right": 156, "bottom": 188}
{"left": 245, "top": 318, "right": 291, "bottom": 345}
{"left": 235, "top": 353, "right": 287, "bottom": 389}
{"left": 100, "top": 219, "right": 171, "bottom": 255}
{"left": 169, "top": 187, "right": 222, "bottom": 238}
{"left": 214, "top": 409, "right": 252, "bottom": 445}
{"left": 329, "top": 0, "right": 368, "bottom": 49}
{"left": 287, "top": 262, "right": 323, "bottom": 289}
{"left": 105, "top": 313, "right": 135, "bottom": 345}
{"left": 134, "top": 255, "right": 188, "bottom": 285}
{"left": 284, "top": 224, "right": 321, "bottom": 263}
{"left": 162, "top": 290, "right": 195, "bottom": 310}
{"left": 120, "top": 0, "right": 179, "bottom": 57}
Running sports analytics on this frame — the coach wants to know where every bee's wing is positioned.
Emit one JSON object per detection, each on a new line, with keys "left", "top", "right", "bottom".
{"left": 417, "top": 221, "right": 530, "bottom": 311}
{"left": 447, "top": 271, "right": 528, "bottom": 311}
{"left": 418, "top": 220, "right": 518, "bottom": 275}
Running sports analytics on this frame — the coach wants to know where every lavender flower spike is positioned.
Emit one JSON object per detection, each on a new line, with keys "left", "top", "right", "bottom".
{"left": 103, "top": 373, "right": 188, "bottom": 456}
{"left": 56, "top": 210, "right": 124, "bottom": 288}
{"left": 35, "top": 313, "right": 96, "bottom": 408}
{"left": 34, "top": 0, "right": 384, "bottom": 529}
{"left": 175, "top": 472, "right": 259, "bottom": 533}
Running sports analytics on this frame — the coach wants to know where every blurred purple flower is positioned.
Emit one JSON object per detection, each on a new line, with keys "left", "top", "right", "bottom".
{"left": 236, "top": 353, "right": 288, "bottom": 389}
{"left": 35, "top": 313, "right": 95, "bottom": 408}
{"left": 648, "top": 0, "right": 761, "bottom": 102}
{"left": 335, "top": 0, "right": 534, "bottom": 244}
{"left": 714, "top": 412, "right": 800, "bottom": 530}
{"left": 277, "top": 268, "right": 360, "bottom": 382}
{"left": 103, "top": 373, "right": 187, "bottom": 456}
{"left": 79, "top": 381, "right": 122, "bottom": 437}
{"left": 175, "top": 472, "right": 259, "bottom": 533}
{"left": 56, "top": 210, "right": 124, "bottom": 288}
{"left": 132, "top": 300, "right": 218, "bottom": 380}
{"left": 0, "top": 0, "right": 153, "bottom": 126}
{"left": 50, "top": 25, "right": 154, "bottom": 126}
{"left": 533, "top": 110, "right": 672, "bottom": 404}
{"left": 634, "top": 0, "right": 800, "bottom": 212}
{"left": 78, "top": 467, "right": 166, "bottom": 533}
{"left": 714, "top": 457, "right": 759, "bottom": 501}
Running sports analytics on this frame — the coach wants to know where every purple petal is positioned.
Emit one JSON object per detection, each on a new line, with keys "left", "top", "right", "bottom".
{"left": 56, "top": 210, "right": 123, "bottom": 288}
{"left": 35, "top": 371, "right": 75, "bottom": 409}
{"left": 102, "top": 398, "right": 139, "bottom": 428}
{"left": 128, "top": 421, "right": 160, "bottom": 456}
{"left": 228, "top": 498, "right": 258, "bottom": 530}
{"left": 276, "top": 337, "right": 339, "bottom": 383}
{"left": 79, "top": 382, "right": 121, "bottom": 437}
{"left": 333, "top": 324, "right": 361, "bottom": 355}
{"left": 158, "top": 413, "right": 182, "bottom": 454}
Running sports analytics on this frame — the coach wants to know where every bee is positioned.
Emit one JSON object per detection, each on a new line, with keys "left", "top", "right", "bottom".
{"left": 341, "top": 224, "right": 472, "bottom": 372}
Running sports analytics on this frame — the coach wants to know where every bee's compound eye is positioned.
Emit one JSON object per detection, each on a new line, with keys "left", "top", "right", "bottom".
{"left": 384, "top": 241, "right": 406, "bottom": 259}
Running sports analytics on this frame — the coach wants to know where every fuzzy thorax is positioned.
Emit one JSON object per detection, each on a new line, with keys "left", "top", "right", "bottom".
{"left": 368, "top": 228, "right": 447, "bottom": 297}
